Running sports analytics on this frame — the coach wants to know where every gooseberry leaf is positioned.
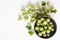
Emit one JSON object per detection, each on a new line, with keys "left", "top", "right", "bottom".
{"left": 28, "top": 30, "right": 34, "bottom": 36}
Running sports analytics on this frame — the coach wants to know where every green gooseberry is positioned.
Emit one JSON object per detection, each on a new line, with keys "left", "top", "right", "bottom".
{"left": 27, "top": 9, "right": 32, "bottom": 14}
{"left": 51, "top": 25, "right": 54, "bottom": 27}
{"left": 40, "top": 23, "right": 43, "bottom": 25}
{"left": 49, "top": 22, "right": 53, "bottom": 25}
{"left": 35, "top": 26, "right": 39, "bottom": 31}
{"left": 27, "top": 3, "right": 32, "bottom": 9}
{"left": 51, "top": 9, "right": 57, "bottom": 13}
{"left": 43, "top": 21, "right": 47, "bottom": 25}
{"left": 47, "top": 34, "right": 50, "bottom": 36}
{"left": 21, "top": 7, "right": 26, "bottom": 13}
{"left": 24, "top": 16, "right": 28, "bottom": 20}
{"left": 50, "top": 6, "right": 57, "bottom": 13}
{"left": 37, "top": 20, "right": 41, "bottom": 24}
{"left": 48, "top": 26, "right": 52, "bottom": 30}
{"left": 37, "top": 23, "right": 40, "bottom": 26}
{"left": 30, "top": 20, "right": 35, "bottom": 24}
{"left": 31, "top": 17, "right": 35, "bottom": 21}
{"left": 39, "top": 27, "right": 43, "bottom": 31}
{"left": 36, "top": 2, "right": 40, "bottom": 8}
{"left": 47, "top": 18, "right": 50, "bottom": 22}
{"left": 42, "top": 30, "right": 46, "bottom": 34}
{"left": 38, "top": 32, "right": 42, "bottom": 36}
{"left": 40, "top": 17, "right": 45, "bottom": 21}
{"left": 51, "top": 28, "right": 54, "bottom": 32}
{"left": 43, "top": 34, "right": 46, "bottom": 37}
{"left": 41, "top": 1, "right": 46, "bottom": 6}
{"left": 47, "top": 1, "right": 50, "bottom": 6}
{"left": 44, "top": 26, "right": 48, "bottom": 29}
{"left": 46, "top": 30, "right": 50, "bottom": 33}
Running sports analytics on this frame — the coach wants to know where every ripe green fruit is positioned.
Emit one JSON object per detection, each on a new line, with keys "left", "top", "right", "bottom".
{"left": 43, "top": 21, "right": 47, "bottom": 25}
{"left": 41, "top": 1, "right": 46, "bottom": 6}
{"left": 42, "top": 30, "right": 46, "bottom": 34}
{"left": 35, "top": 27, "right": 39, "bottom": 31}
{"left": 47, "top": 18, "right": 50, "bottom": 22}
{"left": 38, "top": 32, "right": 42, "bottom": 36}
{"left": 43, "top": 34, "right": 46, "bottom": 37}
{"left": 40, "top": 27, "right": 43, "bottom": 31}
{"left": 46, "top": 30, "right": 50, "bottom": 33}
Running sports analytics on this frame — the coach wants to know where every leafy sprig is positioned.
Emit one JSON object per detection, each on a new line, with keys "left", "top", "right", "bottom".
{"left": 18, "top": 1, "right": 57, "bottom": 36}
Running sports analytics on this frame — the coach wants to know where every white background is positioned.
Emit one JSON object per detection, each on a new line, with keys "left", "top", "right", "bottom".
{"left": 0, "top": 0, "right": 60, "bottom": 40}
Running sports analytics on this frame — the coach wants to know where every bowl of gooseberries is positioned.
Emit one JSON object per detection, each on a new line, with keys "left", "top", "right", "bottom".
{"left": 34, "top": 16, "right": 57, "bottom": 38}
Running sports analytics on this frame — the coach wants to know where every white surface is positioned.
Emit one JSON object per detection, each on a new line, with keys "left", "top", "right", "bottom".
{"left": 0, "top": 0, "right": 60, "bottom": 40}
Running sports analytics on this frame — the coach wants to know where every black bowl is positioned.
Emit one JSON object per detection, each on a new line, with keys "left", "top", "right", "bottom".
{"left": 34, "top": 17, "right": 57, "bottom": 39}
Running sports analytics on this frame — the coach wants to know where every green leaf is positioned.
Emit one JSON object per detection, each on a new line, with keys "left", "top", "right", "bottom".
{"left": 28, "top": 30, "right": 34, "bottom": 36}
{"left": 26, "top": 23, "right": 31, "bottom": 30}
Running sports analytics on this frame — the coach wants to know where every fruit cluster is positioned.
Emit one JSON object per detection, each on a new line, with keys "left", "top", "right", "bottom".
{"left": 18, "top": 1, "right": 57, "bottom": 36}
{"left": 35, "top": 17, "right": 55, "bottom": 37}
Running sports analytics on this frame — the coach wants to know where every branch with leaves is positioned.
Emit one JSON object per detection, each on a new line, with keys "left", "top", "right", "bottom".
{"left": 18, "top": 1, "right": 57, "bottom": 36}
